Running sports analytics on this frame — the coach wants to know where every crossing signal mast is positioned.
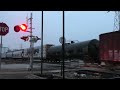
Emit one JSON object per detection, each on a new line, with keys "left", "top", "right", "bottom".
{"left": 14, "top": 13, "right": 40, "bottom": 71}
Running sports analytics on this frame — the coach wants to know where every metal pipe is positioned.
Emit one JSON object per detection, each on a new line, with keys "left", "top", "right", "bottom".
{"left": 62, "top": 11, "right": 65, "bottom": 79}
{"left": 41, "top": 11, "right": 43, "bottom": 75}
{"left": 0, "top": 35, "right": 2, "bottom": 70}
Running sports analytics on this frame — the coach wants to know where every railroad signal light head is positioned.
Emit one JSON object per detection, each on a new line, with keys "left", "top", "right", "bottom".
{"left": 20, "top": 24, "right": 28, "bottom": 32}
{"left": 14, "top": 25, "right": 20, "bottom": 32}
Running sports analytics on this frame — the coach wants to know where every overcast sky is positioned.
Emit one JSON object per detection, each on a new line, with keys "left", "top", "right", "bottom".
{"left": 0, "top": 11, "right": 115, "bottom": 50}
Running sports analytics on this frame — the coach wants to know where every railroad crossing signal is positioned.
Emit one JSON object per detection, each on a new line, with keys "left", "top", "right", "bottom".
{"left": 14, "top": 24, "right": 28, "bottom": 32}
{"left": 14, "top": 25, "right": 20, "bottom": 32}
{"left": 20, "top": 24, "right": 28, "bottom": 32}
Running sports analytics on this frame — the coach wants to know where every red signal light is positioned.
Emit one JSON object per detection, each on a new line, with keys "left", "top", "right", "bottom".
{"left": 14, "top": 25, "right": 20, "bottom": 32}
{"left": 20, "top": 24, "right": 27, "bottom": 32}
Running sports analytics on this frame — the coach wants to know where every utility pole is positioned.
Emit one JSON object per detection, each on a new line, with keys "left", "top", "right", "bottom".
{"left": 62, "top": 11, "right": 65, "bottom": 79}
{"left": 60, "top": 11, "right": 65, "bottom": 78}
{"left": 0, "top": 36, "right": 2, "bottom": 70}
{"left": 41, "top": 11, "right": 43, "bottom": 75}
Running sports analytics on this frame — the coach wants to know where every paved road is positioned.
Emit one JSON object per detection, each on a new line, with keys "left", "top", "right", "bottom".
{"left": 0, "top": 70, "right": 46, "bottom": 79}
{"left": 0, "top": 63, "right": 60, "bottom": 79}
{"left": 0, "top": 63, "right": 43, "bottom": 79}
{"left": 0, "top": 60, "right": 83, "bottom": 79}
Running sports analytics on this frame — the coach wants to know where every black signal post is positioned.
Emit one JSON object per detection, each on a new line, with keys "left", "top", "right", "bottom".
{"left": 62, "top": 11, "right": 65, "bottom": 79}
{"left": 0, "top": 35, "right": 2, "bottom": 70}
{"left": 41, "top": 11, "right": 43, "bottom": 75}
{"left": 13, "top": 13, "right": 35, "bottom": 71}
{"left": 0, "top": 22, "right": 9, "bottom": 70}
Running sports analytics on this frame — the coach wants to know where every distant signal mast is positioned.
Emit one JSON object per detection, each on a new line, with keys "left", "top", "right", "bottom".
{"left": 108, "top": 11, "right": 120, "bottom": 31}
{"left": 114, "top": 11, "right": 120, "bottom": 31}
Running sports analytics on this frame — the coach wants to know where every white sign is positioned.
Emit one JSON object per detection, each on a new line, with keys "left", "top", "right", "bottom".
{"left": 0, "top": 27, "right": 9, "bottom": 32}
{"left": 30, "top": 36, "right": 40, "bottom": 43}
{"left": 59, "top": 37, "right": 66, "bottom": 44}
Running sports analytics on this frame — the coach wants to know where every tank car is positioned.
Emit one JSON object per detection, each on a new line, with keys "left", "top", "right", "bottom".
{"left": 46, "top": 39, "right": 100, "bottom": 64}
{"left": 22, "top": 48, "right": 30, "bottom": 60}
{"left": 6, "top": 51, "right": 13, "bottom": 59}
{"left": 12, "top": 49, "right": 24, "bottom": 59}
{"left": 32, "top": 44, "right": 54, "bottom": 60}
{"left": 1, "top": 52, "right": 7, "bottom": 60}
{"left": 22, "top": 44, "right": 54, "bottom": 60}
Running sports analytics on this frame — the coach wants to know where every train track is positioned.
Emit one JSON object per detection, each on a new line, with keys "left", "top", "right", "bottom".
{"left": 3, "top": 59, "right": 120, "bottom": 79}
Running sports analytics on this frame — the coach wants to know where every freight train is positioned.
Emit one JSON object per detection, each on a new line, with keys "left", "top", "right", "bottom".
{"left": 47, "top": 39, "right": 100, "bottom": 64}
{"left": 1, "top": 44, "right": 54, "bottom": 61}
{"left": 1, "top": 31, "right": 120, "bottom": 67}
{"left": 1, "top": 39, "right": 100, "bottom": 64}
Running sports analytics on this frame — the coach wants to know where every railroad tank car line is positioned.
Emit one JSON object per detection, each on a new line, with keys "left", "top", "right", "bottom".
{"left": 1, "top": 44, "right": 54, "bottom": 62}
{"left": 1, "top": 40, "right": 97, "bottom": 65}
{"left": 1, "top": 39, "right": 100, "bottom": 64}
{"left": 47, "top": 39, "right": 100, "bottom": 64}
